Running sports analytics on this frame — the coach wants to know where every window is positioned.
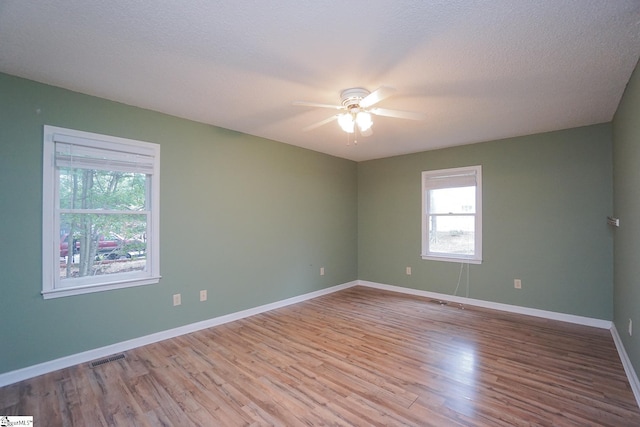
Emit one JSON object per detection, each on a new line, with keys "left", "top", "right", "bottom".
{"left": 422, "top": 165, "right": 482, "bottom": 264}
{"left": 42, "top": 125, "right": 160, "bottom": 299}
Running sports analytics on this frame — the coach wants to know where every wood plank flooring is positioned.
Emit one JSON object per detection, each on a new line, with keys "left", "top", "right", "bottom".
{"left": 2, "top": 286, "right": 639, "bottom": 426}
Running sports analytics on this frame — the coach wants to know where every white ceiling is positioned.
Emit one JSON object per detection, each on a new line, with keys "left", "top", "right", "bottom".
{"left": 1, "top": 1, "right": 639, "bottom": 161}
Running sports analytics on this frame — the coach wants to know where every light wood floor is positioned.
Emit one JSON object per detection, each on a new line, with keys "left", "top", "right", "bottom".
{"left": 2, "top": 286, "right": 639, "bottom": 426}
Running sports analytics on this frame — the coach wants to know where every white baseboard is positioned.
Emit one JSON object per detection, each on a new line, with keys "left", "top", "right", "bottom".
{"left": 610, "top": 324, "right": 640, "bottom": 408}
{"left": 357, "top": 280, "right": 612, "bottom": 329}
{"left": 0, "top": 281, "right": 358, "bottom": 387}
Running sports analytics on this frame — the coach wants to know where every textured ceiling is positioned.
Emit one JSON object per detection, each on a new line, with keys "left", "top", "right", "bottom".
{"left": 1, "top": 1, "right": 639, "bottom": 161}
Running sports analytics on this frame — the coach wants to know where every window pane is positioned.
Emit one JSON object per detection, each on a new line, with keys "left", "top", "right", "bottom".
{"left": 428, "top": 215, "right": 475, "bottom": 255}
{"left": 429, "top": 187, "right": 475, "bottom": 214}
{"left": 59, "top": 213, "right": 147, "bottom": 282}
{"left": 59, "top": 168, "right": 147, "bottom": 210}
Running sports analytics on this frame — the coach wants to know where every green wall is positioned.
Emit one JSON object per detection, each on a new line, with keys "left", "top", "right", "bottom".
{"left": 358, "top": 124, "right": 614, "bottom": 319}
{"left": 0, "top": 69, "right": 627, "bottom": 377}
{"left": 613, "top": 58, "right": 640, "bottom": 375}
{"left": 0, "top": 73, "right": 358, "bottom": 374}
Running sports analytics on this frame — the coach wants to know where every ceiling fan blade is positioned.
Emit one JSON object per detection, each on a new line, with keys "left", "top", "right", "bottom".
{"left": 293, "top": 101, "right": 343, "bottom": 110}
{"left": 360, "top": 86, "right": 396, "bottom": 108}
{"left": 302, "top": 115, "right": 339, "bottom": 132}
{"left": 370, "top": 107, "right": 425, "bottom": 121}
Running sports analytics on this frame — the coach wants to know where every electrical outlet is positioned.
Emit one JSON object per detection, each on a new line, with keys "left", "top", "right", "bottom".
{"left": 406, "top": 266, "right": 412, "bottom": 275}
{"left": 629, "top": 319, "right": 633, "bottom": 336}
{"left": 200, "top": 290, "right": 207, "bottom": 302}
{"left": 514, "top": 279, "right": 522, "bottom": 289}
{"left": 173, "top": 293, "right": 181, "bottom": 306}
{"left": 320, "top": 267, "right": 325, "bottom": 276}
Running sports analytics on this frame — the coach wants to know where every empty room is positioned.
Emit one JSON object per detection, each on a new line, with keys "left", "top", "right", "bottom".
{"left": 2, "top": 1, "right": 640, "bottom": 425}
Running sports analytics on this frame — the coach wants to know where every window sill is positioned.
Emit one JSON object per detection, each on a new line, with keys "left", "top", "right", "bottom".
{"left": 421, "top": 255, "right": 482, "bottom": 265}
{"left": 42, "top": 276, "right": 161, "bottom": 299}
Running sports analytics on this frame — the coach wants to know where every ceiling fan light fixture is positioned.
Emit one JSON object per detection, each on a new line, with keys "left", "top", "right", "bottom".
{"left": 338, "top": 113, "right": 355, "bottom": 133}
{"left": 295, "top": 86, "right": 423, "bottom": 139}
{"left": 360, "top": 126, "right": 373, "bottom": 137}
{"left": 356, "top": 111, "right": 373, "bottom": 132}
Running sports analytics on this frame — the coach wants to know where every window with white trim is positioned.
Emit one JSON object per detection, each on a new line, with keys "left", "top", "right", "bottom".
{"left": 422, "top": 165, "right": 482, "bottom": 264}
{"left": 42, "top": 125, "right": 160, "bottom": 299}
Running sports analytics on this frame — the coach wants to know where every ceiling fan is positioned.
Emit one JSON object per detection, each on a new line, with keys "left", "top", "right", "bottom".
{"left": 293, "top": 86, "right": 425, "bottom": 137}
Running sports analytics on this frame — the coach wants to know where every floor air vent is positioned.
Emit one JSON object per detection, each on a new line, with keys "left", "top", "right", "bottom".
{"left": 90, "top": 353, "right": 125, "bottom": 368}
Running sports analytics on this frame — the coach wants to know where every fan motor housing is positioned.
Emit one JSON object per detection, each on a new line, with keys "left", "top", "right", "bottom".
{"left": 340, "top": 87, "right": 370, "bottom": 108}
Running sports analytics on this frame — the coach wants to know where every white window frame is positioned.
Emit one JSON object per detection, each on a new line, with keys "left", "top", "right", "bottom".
{"left": 42, "top": 125, "right": 161, "bottom": 299}
{"left": 421, "top": 165, "right": 482, "bottom": 264}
